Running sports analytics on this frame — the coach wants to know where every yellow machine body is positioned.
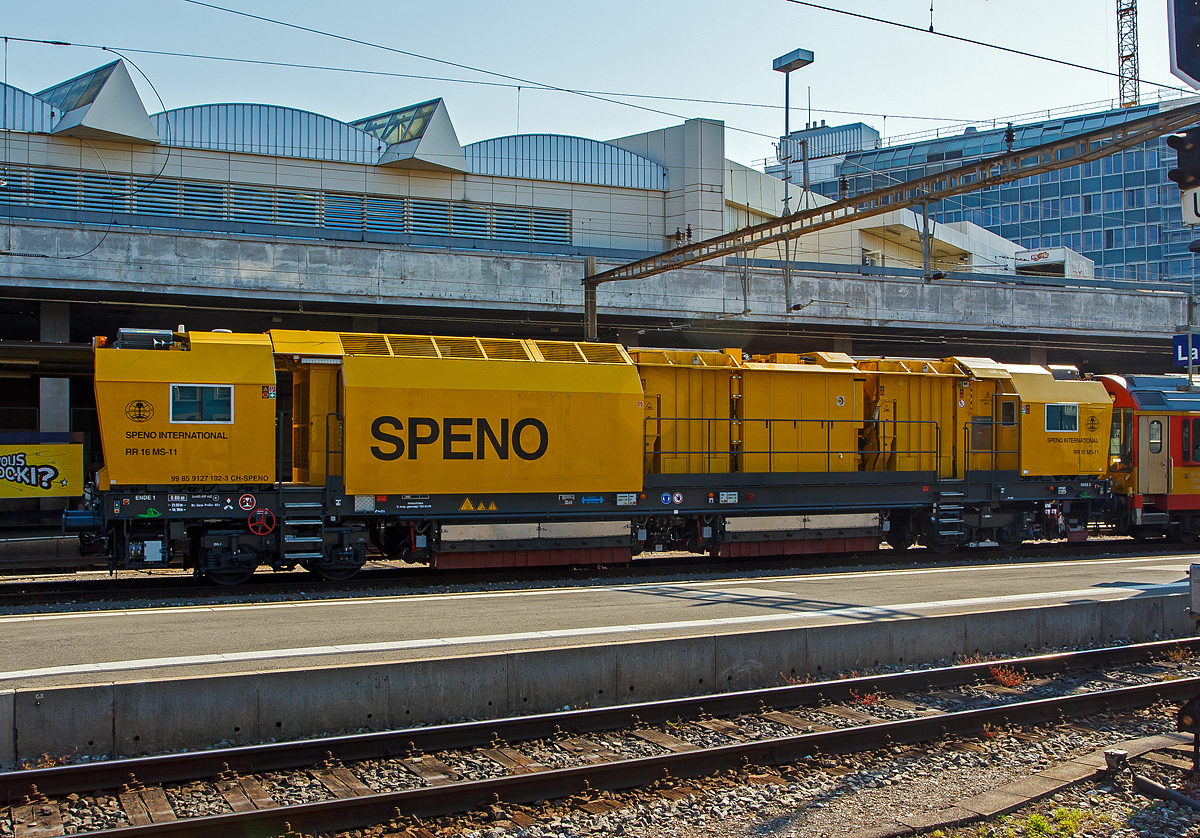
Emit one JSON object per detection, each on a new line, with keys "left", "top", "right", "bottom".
{"left": 94, "top": 332, "right": 277, "bottom": 488}
{"left": 1004, "top": 366, "right": 1111, "bottom": 478}
{"left": 632, "top": 349, "right": 861, "bottom": 476}
{"left": 858, "top": 359, "right": 962, "bottom": 477}
{"left": 274, "top": 332, "right": 646, "bottom": 496}
{"left": 738, "top": 358, "right": 861, "bottom": 474}
{"left": 632, "top": 349, "right": 737, "bottom": 475}
{"left": 856, "top": 357, "right": 1034, "bottom": 478}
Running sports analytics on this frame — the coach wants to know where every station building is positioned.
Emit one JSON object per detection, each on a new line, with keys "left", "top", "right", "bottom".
{"left": 776, "top": 97, "right": 1199, "bottom": 284}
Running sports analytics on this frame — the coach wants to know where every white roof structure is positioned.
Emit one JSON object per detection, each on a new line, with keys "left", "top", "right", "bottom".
{"left": 36, "top": 61, "right": 159, "bottom": 144}
{"left": 353, "top": 99, "right": 468, "bottom": 172}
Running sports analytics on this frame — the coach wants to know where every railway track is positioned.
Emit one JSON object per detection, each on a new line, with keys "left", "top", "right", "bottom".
{"left": 0, "top": 538, "right": 1191, "bottom": 610}
{"left": 3, "top": 638, "right": 1198, "bottom": 837}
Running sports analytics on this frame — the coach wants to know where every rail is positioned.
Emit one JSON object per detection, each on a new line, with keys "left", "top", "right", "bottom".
{"left": 2, "top": 638, "right": 1196, "bottom": 835}
{"left": 643, "top": 416, "right": 942, "bottom": 475}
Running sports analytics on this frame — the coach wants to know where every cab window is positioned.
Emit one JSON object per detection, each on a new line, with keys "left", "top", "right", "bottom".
{"left": 1121, "top": 409, "right": 1134, "bottom": 463}
{"left": 171, "top": 384, "right": 233, "bottom": 423}
{"left": 1045, "top": 404, "right": 1078, "bottom": 432}
{"left": 1184, "top": 417, "right": 1200, "bottom": 463}
{"left": 1000, "top": 401, "right": 1017, "bottom": 425}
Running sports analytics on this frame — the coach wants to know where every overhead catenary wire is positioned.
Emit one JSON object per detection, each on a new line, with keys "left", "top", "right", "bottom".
{"left": 0, "top": 35, "right": 983, "bottom": 125}
{"left": 175, "top": 0, "right": 785, "bottom": 142}
{"left": 784, "top": 0, "right": 1191, "bottom": 94}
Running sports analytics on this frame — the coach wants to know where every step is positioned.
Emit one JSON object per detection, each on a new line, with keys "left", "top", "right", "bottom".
{"left": 282, "top": 551, "right": 325, "bottom": 560}
{"left": 284, "top": 535, "right": 325, "bottom": 544}
{"left": 284, "top": 519, "right": 324, "bottom": 527}
{"left": 284, "top": 502, "right": 323, "bottom": 510}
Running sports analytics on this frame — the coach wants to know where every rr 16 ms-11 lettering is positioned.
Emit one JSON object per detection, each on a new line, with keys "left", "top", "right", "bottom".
{"left": 370, "top": 416, "right": 549, "bottom": 461}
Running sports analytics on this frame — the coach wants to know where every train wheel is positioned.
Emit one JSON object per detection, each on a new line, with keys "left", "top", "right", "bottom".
{"left": 884, "top": 512, "right": 914, "bottom": 550}
{"left": 306, "top": 561, "right": 365, "bottom": 582}
{"left": 205, "top": 567, "right": 256, "bottom": 586}
{"left": 923, "top": 538, "right": 958, "bottom": 554}
{"left": 996, "top": 524, "right": 1023, "bottom": 552}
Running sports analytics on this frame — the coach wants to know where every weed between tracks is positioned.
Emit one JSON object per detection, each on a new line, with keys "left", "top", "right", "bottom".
{"left": 989, "top": 665, "right": 1027, "bottom": 688}
{"left": 847, "top": 688, "right": 885, "bottom": 707}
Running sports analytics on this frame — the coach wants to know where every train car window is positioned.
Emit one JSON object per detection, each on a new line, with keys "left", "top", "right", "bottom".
{"left": 1045, "top": 404, "right": 1078, "bottom": 432}
{"left": 1121, "top": 409, "right": 1134, "bottom": 464}
{"left": 1000, "top": 401, "right": 1017, "bottom": 425}
{"left": 1194, "top": 418, "right": 1200, "bottom": 462}
{"left": 1186, "top": 419, "right": 1193, "bottom": 464}
{"left": 171, "top": 384, "right": 234, "bottom": 423}
{"left": 1150, "top": 419, "right": 1162, "bottom": 454}
{"left": 1110, "top": 411, "right": 1122, "bottom": 458}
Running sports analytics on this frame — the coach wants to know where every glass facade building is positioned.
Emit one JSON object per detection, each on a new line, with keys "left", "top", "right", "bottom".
{"left": 799, "top": 101, "right": 1195, "bottom": 283}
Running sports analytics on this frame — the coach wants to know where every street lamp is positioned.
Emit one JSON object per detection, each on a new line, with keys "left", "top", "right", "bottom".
{"left": 773, "top": 48, "right": 813, "bottom": 313}
{"left": 773, "top": 48, "right": 814, "bottom": 216}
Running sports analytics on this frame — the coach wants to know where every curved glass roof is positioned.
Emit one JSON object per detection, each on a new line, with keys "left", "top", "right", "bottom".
{"left": 464, "top": 134, "right": 668, "bottom": 189}
{"left": 841, "top": 103, "right": 1161, "bottom": 173}
{"left": 1, "top": 83, "right": 54, "bottom": 133}
{"left": 151, "top": 104, "right": 386, "bottom": 164}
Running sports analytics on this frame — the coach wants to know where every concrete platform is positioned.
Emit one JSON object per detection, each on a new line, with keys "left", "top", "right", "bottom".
{"left": 0, "top": 588, "right": 1191, "bottom": 766}
{"left": 0, "top": 553, "right": 1192, "bottom": 689}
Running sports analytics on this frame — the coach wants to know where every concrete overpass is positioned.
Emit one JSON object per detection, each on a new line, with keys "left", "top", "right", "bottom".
{"left": 0, "top": 216, "right": 1184, "bottom": 370}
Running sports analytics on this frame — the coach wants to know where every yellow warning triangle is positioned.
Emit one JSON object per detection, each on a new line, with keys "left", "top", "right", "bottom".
{"left": 477, "top": 501, "right": 487, "bottom": 511}
{"left": 459, "top": 497, "right": 474, "bottom": 511}
{"left": 487, "top": 502, "right": 497, "bottom": 511}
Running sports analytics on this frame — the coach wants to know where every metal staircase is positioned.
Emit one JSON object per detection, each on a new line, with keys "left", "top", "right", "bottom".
{"left": 934, "top": 489, "right": 967, "bottom": 540}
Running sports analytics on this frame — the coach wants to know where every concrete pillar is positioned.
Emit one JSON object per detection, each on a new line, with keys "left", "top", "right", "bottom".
{"left": 39, "top": 302, "right": 70, "bottom": 433}
{"left": 1028, "top": 347, "right": 1048, "bottom": 366}
{"left": 39, "top": 302, "right": 70, "bottom": 517}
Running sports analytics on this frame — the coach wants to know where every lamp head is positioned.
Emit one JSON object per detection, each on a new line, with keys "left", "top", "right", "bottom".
{"left": 773, "top": 48, "right": 814, "bottom": 74}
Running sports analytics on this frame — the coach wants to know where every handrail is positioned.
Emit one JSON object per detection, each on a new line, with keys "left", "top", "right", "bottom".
{"left": 643, "top": 416, "right": 942, "bottom": 475}
{"left": 962, "top": 420, "right": 1021, "bottom": 472}
{"left": 325, "top": 412, "right": 344, "bottom": 480}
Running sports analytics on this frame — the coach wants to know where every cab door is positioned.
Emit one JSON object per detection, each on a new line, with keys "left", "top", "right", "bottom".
{"left": 995, "top": 395, "right": 1020, "bottom": 471}
{"left": 1138, "top": 415, "right": 1169, "bottom": 495}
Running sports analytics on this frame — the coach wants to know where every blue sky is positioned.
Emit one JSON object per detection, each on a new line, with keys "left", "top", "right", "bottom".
{"left": 0, "top": 1, "right": 1187, "bottom": 165}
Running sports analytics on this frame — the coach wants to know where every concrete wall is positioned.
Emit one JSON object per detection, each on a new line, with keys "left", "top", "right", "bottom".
{"left": 0, "top": 220, "right": 1183, "bottom": 342}
{"left": 3, "top": 593, "right": 1192, "bottom": 767}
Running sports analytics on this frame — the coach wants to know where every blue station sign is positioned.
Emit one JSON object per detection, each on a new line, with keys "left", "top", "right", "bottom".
{"left": 1174, "top": 333, "right": 1199, "bottom": 367}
